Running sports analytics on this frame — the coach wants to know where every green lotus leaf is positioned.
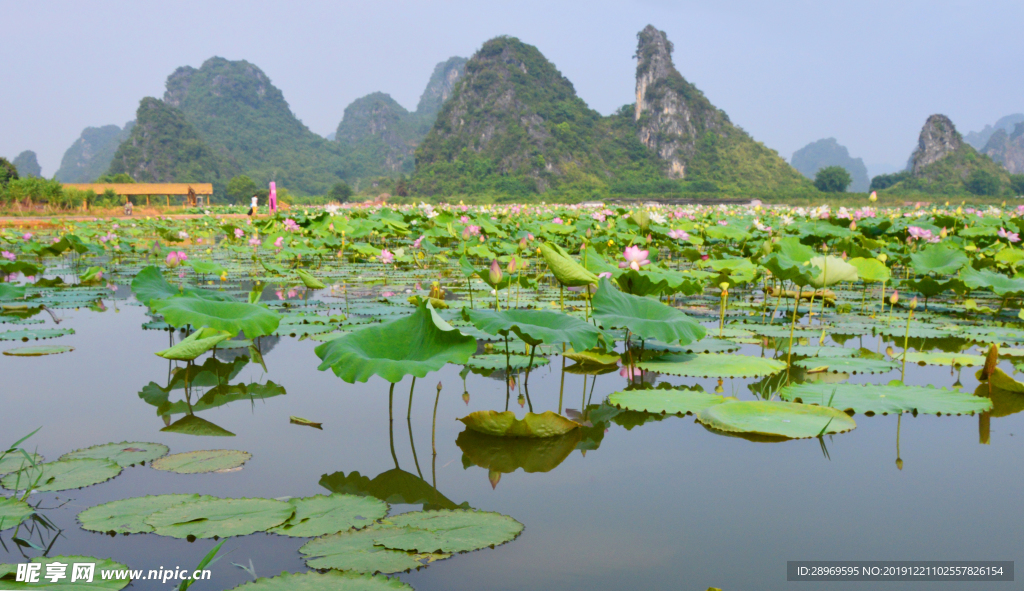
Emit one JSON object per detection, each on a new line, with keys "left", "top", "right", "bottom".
{"left": 974, "top": 370, "right": 1024, "bottom": 417}
{"left": 1, "top": 459, "right": 121, "bottom": 492}
{"left": 960, "top": 267, "right": 1024, "bottom": 296}
{"left": 59, "top": 441, "right": 169, "bottom": 467}
{"left": 760, "top": 252, "right": 820, "bottom": 287}
{"left": 187, "top": 260, "right": 227, "bottom": 276}
{"left": 0, "top": 452, "right": 43, "bottom": 476}
{"left": 146, "top": 497, "right": 294, "bottom": 539}
{"left": 910, "top": 244, "right": 969, "bottom": 275}
{"left": 296, "top": 269, "right": 326, "bottom": 289}
{"left": 540, "top": 242, "right": 598, "bottom": 286}
{"left": 160, "top": 415, "right": 236, "bottom": 437}
{"left": 808, "top": 255, "right": 858, "bottom": 288}
{"left": 0, "top": 328, "right": 75, "bottom": 341}
{"left": 793, "top": 357, "right": 898, "bottom": 374}
{"left": 563, "top": 348, "right": 620, "bottom": 366}
{"left": 300, "top": 526, "right": 447, "bottom": 573}
{"left": 155, "top": 327, "right": 234, "bottom": 360}
{"left": 592, "top": 278, "right": 705, "bottom": 345}
{"left": 0, "top": 496, "right": 33, "bottom": 531}
{"left": 78, "top": 493, "right": 211, "bottom": 534}
{"left": 781, "top": 382, "right": 992, "bottom": 415}
{"left": 696, "top": 400, "right": 856, "bottom": 439}
{"left": 0, "top": 556, "right": 131, "bottom": 590}
{"left": 902, "top": 351, "right": 986, "bottom": 366}
{"left": 378, "top": 509, "right": 524, "bottom": 554}
{"left": 151, "top": 449, "right": 251, "bottom": 473}
{"left": 607, "top": 388, "right": 728, "bottom": 415}
{"left": 131, "top": 265, "right": 235, "bottom": 306}
{"left": 224, "top": 571, "right": 413, "bottom": 591}
{"left": 3, "top": 345, "right": 74, "bottom": 356}
{"left": 152, "top": 296, "right": 280, "bottom": 339}
{"left": 463, "top": 308, "right": 603, "bottom": 350}
{"left": 847, "top": 257, "right": 891, "bottom": 282}
{"left": 787, "top": 346, "right": 857, "bottom": 358}
{"left": 315, "top": 301, "right": 476, "bottom": 383}
{"left": 639, "top": 353, "right": 786, "bottom": 378}
{"left": 464, "top": 354, "right": 549, "bottom": 371}
{"left": 269, "top": 493, "right": 389, "bottom": 538}
{"left": 456, "top": 429, "right": 581, "bottom": 476}
{"left": 459, "top": 410, "right": 581, "bottom": 438}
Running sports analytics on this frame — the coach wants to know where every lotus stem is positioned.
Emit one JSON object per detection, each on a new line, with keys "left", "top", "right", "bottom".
{"left": 559, "top": 283, "right": 564, "bottom": 312}
{"left": 407, "top": 377, "right": 416, "bottom": 419}
{"left": 432, "top": 382, "right": 441, "bottom": 456}
{"left": 786, "top": 290, "right": 801, "bottom": 379}
{"left": 388, "top": 383, "right": 398, "bottom": 469}
{"left": 558, "top": 344, "right": 567, "bottom": 414}
{"left": 900, "top": 300, "right": 916, "bottom": 382}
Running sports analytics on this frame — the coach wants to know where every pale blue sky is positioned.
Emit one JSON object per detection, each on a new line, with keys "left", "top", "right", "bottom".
{"left": 2, "top": 0, "right": 1021, "bottom": 177}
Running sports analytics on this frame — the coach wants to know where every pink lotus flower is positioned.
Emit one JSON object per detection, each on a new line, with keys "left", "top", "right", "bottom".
{"left": 552, "top": 217, "right": 563, "bottom": 225}
{"left": 619, "top": 245, "right": 651, "bottom": 271}
{"left": 166, "top": 252, "right": 179, "bottom": 266}
{"left": 234, "top": 228, "right": 245, "bottom": 238}
{"left": 382, "top": 291, "right": 395, "bottom": 297}
{"left": 598, "top": 272, "right": 613, "bottom": 279}
{"left": 249, "top": 236, "right": 262, "bottom": 247}
{"left": 22, "top": 233, "right": 32, "bottom": 241}
{"left": 413, "top": 235, "right": 424, "bottom": 249}
{"left": 668, "top": 229, "right": 690, "bottom": 241}
{"left": 619, "top": 363, "right": 641, "bottom": 379}
{"left": 287, "top": 289, "right": 298, "bottom": 299}
{"left": 1, "top": 251, "right": 15, "bottom": 261}
{"left": 380, "top": 249, "right": 394, "bottom": 264}
{"left": 999, "top": 227, "right": 1020, "bottom": 243}
{"left": 274, "top": 237, "right": 284, "bottom": 248}
{"left": 460, "top": 216, "right": 470, "bottom": 224}
{"left": 283, "top": 219, "right": 301, "bottom": 232}
{"left": 907, "top": 226, "right": 939, "bottom": 243}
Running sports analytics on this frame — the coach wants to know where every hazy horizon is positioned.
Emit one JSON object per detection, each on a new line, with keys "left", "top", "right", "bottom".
{"left": 2, "top": 0, "right": 1021, "bottom": 179}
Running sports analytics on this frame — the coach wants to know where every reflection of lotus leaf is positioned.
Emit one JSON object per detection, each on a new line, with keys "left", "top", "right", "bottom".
{"left": 60, "top": 441, "right": 169, "bottom": 466}
{"left": 781, "top": 382, "right": 992, "bottom": 415}
{"left": 146, "top": 497, "right": 293, "bottom": 539}
{"left": 223, "top": 571, "right": 413, "bottom": 591}
{"left": 319, "top": 470, "right": 461, "bottom": 510}
{"left": 457, "top": 429, "right": 581, "bottom": 475}
{"left": 78, "top": 493, "right": 211, "bottom": 534}
{"left": 0, "top": 555, "right": 131, "bottom": 590}
{"left": 1, "top": 458, "right": 121, "bottom": 492}
{"left": 975, "top": 369, "right": 1024, "bottom": 417}
{"left": 697, "top": 400, "right": 856, "bottom": 439}
{"left": 269, "top": 493, "right": 389, "bottom": 538}
{"left": 161, "top": 415, "right": 236, "bottom": 437}
{"left": 459, "top": 410, "right": 580, "bottom": 438}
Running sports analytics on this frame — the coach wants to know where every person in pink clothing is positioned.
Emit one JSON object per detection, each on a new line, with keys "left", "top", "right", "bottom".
{"left": 268, "top": 181, "right": 278, "bottom": 212}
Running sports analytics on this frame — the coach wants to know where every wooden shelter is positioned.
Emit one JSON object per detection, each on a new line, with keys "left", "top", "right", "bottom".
{"left": 63, "top": 183, "right": 213, "bottom": 207}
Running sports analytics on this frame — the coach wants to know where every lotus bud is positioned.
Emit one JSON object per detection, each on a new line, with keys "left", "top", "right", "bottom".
{"left": 508, "top": 377, "right": 516, "bottom": 390}
{"left": 462, "top": 391, "right": 470, "bottom": 405}
{"left": 646, "top": 234, "right": 652, "bottom": 244}
{"left": 507, "top": 257, "right": 517, "bottom": 274}
{"left": 436, "top": 381, "right": 443, "bottom": 393}
{"left": 586, "top": 228, "right": 592, "bottom": 238}
{"left": 519, "top": 237, "right": 528, "bottom": 250}
{"left": 536, "top": 247, "right": 541, "bottom": 255}
{"left": 869, "top": 191, "right": 877, "bottom": 202}
{"left": 909, "top": 297, "right": 917, "bottom": 310}
{"left": 517, "top": 394, "right": 525, "bottom": 408}
{"left": 940, "top": 227, "right": 947, "bottom": 238}
{"left": 719, "top": 282, "right": 730, "bottom": 294}
{"left": 890, "top": 291, "right": 899, "bottom": 305}
{"left": 849, "top": 221, "right": 856, "bottom": 231}
{"left": 896, "top": 457, "right": 903, "bottom": 470}
{"left": 489, "top": 469, "right": 502, "bottom": 489}
{"left": 886, "top": 346, "right": 895, "bottom": 357}
{"left": 982, "top": 344, "right": 999, "bottom": 383}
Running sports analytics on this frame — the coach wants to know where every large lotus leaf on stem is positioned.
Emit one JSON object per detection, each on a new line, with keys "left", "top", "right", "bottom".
{"left": 296, "top": 269, "right": 326, "bottom": 289}
{"left": 847, "top": 257, "right": 890, "bottom": 283}
{"left": 130, "top": 265, "right": 236, "bottom": 307}
{"left": 316, "top": 301, "right": 476, "bottom": 383}
{"left": 808, "top": 255, "right": 858, "bottom": 288}
{"left": 152, "top": 295, "right": 280, "bottom": 339}
{"left": 592, "top": 278, "right": 705, "bottom": 345}
{"left": 459, "top": 410, "right": 581, "bottom": 438}
{"left": 155, "top": 327, "right": 234, "bottom": 360}
{"left": 462, "top": 308, "right": 602, "bottom": 350}
{"left": 910, "top": 244, "right": 969, "bottom": 275}
{"left": 960, "top": 267, "right": 1024, "bottom": 296}
{"left": 761, "top": 253, "right": 820, "bottom": 287}
{"left": 540, "top": 242, "right": 598, "bottom": 286}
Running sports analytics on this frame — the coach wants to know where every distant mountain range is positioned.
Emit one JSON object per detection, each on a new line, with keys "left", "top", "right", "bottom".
{"left": 54, "top": 122, "right": 134, "bottom": 182}
{"left": 964, "top": 114, "right": 1024, "bottom": 150}
{"left": 790, "top": 139, "right": 869, "bottom": 192}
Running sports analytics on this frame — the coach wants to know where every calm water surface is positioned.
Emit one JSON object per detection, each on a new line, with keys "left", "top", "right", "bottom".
{"left": 1, "top": 292, "right": 1021, "bottom": 590}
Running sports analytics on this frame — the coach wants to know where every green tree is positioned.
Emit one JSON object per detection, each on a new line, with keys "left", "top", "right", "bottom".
{"left": 869, "top": 171, "right": 910, "bottom": 191}
{"left": 0, "top": 157, "right": 19, "bottom": 187}
{"left": 328, "top": 182, "right": 353, "bottom": 202}
{"left": 95, "top": 172, "right": 136, "bottom": 183}
{"left": 965, "top": 169, "right": 1001, "bottom": 196}
{"left": 814, "top": 166, "right": 852, "bottom": 192}
{"left": 226, "top": 175, "right": 258, "bottom": 203}
{"left": 1010, "top": 174, "right": 1024, "bottom": 196}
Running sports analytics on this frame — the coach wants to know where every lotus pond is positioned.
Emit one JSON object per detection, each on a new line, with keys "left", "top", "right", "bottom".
{"left": 0, "top": 201, "right": 1022, "bottom": 590}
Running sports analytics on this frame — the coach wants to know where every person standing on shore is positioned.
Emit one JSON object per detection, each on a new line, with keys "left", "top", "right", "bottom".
{"left": 249, "top": 194, "right": 258, "bottom": 216}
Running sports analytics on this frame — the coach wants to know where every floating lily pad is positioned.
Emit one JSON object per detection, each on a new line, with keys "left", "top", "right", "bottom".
{"left": 459, "top": 411, "right": 580, "bottom": 438}
{"left": 639, "top": 353, "right": 787, "bottom": 378}
{"left": 787, "top": 346, "right": 856, "bottom": 358}
{"left": 464, "top": 354, "right": 549, "bottom": 370}
{"left": 0, "top": 328, "right": 75, "bottom": 341}
{"left": 378, "top": 509, "right": 524, "bottom": 554}
{"left": 78, "top": 493, "right": 211, "bottom": 534}
{"left": 0, "top": 555, "right": 131, "bottom": 589}
{"left": 902, "top": 352, "right": 986, "bottom": 366}
{"left": 696, "top": 400, "right": 856, "bottom": 439}
{"left": 60, "top": 441, "right": 169, "bottom": 467}
{"left": 300, "top": 526, "right": 447, "bottom": 573}
{"left": 0, "top": 453, "right": 43, "bottom": 476}
{"left": 3, "top": 345, "right": 74, "bottom": 356}
{"left": 607, "top": 388, "right": 728, "bottom": 415}
{"left": 0, "top": 496, "right": 33, "bottom": 530}
{"left": 224, "top": 571, "right": 412, "bottom": 591}
{"left": 780, "top": 382, "right": 992, "bottom": 415}
{"left": 1, "top": 459, "right": 121, "bottom": 492}
{"left": 269, "top": 493, "right": 389, "bottom": 538}
{"left": 793, "top": 357, "right": 898, "bottom": 374}
{"left": 146, "top": 497, "right": 294, "bottom": 539}
{"left": 150, "top": 449, "right": 251, "bottom": 474}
